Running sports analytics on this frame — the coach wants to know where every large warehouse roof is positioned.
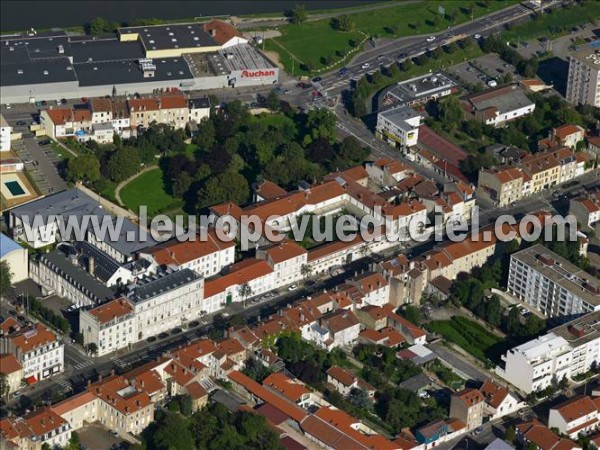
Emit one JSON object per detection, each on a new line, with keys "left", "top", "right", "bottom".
{"left": 118, "top": 23, "right": 217, "bottom": 51}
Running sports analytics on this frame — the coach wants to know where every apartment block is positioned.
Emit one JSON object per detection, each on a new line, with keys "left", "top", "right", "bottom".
{"left": 0, "top": 407, "right": 71, "bottom": 450}
{"left": 507, "top": 245, "right": 600, "bottom": 318}
{"left": 498, "top": 311, "right": 600, "bottom": 394}
{"left": 80, "top": 298, "right": 136, "bottom": 357}
{"left": 0, "top": 319, "right": 64, "bottom": 382}
{"left": 566, "top": 49, "right": 600, "bottom": 108}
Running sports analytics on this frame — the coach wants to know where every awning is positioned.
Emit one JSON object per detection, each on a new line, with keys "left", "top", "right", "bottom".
{"left": 25, "top": 376, "right": 37, "bottom": 385}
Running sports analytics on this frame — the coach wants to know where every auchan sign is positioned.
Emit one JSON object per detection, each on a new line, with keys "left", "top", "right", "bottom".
{"left": 241, "top": 69, "right": 276, "bottom": 78}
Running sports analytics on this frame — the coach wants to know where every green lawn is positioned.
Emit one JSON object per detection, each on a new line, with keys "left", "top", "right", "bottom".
{"left": 120, "top": 168, "right": 182, "bottom": 216}
{"left": 426, "top": 316, "right": 505, "bottom": 363}
{"left": 502, "top": 1, "right": 600, "bottom": 42}
{"left": 268, "top": 0, "right": 517, "bottom": 75}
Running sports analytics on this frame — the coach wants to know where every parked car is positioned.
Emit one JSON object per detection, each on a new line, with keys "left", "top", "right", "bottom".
{"left": 312, "top": 76, "right": 322, "bottom": 82}
{"left": 338, "top": 67, "right": 349, "bottom": 75}
{"left": 473, "top": 34, "right": 482, "bottom": 40}
{"left": 426, "top": 36, "right": 436, "bottom": 42}
{"left": 361, "top": 62, "right": 370, "bottom": 69}
{"left": 288, "top": 284, "right": 298, "bottom": 291}
{"left": 5, "top": 104, "right": 11, "bottom": 109}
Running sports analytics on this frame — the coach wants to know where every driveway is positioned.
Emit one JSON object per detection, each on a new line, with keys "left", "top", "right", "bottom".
{"left": 78, "top": 423, "right": 129, "bottom": 450}
{"left": 429, "top": 342, "right": 490, "bottom": 382}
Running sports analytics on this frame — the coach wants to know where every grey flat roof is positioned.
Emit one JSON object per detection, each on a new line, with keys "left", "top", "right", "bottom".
{"left": 118, "top": 23, "right": 216, "bottom": 51}
{"left": 219, "top": 44, "right": 276, "bottom": 71}
{"left": 39, "top": 249, "right": 114, "bottom": 303}
{"left": 570, "top": 48, "right": 600, "bottom": 70}
{"left": 1, "top": 57, "right": 77, "bottom": 86}
{"left": 70, "top": 39, "right": 144, "bottom": 64}
{"left": 398, "top": 373, "right": 434, "bottom": 391}
{"left": 386, "top": 72, "right": 456, "bottom": 103}
{"left": 74, "top": 57, "right": 193, "bottom": 87}
{"left": 379, "top": 105, "right": 420, "bottom": 130}
{"left": 11, "top": 188, "right": 155, "bottom": 257}
{"left": 10, "top": 188, "right": 104, "bottom": 222}
{"left": 462, "top": 84, "right": 534, "bottom": 115}
{"left": 550, "top": 311, "right": 600, "bottom": 347}
{"left": 126, "top": 268, "right": 200, "bottom": 303}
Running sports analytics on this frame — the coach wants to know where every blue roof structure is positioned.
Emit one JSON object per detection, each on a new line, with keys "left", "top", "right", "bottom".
{"left": 0, "top": 233, "right": 23, "bottom": 259}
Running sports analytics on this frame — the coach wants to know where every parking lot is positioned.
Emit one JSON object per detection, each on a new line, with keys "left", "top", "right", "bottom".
{"left": 449, "top": 53, "right": 520, "bottom": 92}
{"left": 10, "top": 136, "right": 67, "bottom": 195}
{"left": 78, "top": 423, "right": 129, "bottom": 450}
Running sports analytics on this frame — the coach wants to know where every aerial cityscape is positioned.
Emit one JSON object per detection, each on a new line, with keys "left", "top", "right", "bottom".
{"left": 0, "top": 0, "right": 600, "bottom": 449}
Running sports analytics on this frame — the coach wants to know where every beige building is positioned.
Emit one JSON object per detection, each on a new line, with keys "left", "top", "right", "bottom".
{"left": 477, "top": 166, "right": 525, "bottom": 207}
{"left": 0, "top": 353, "right": 23, "bottom": 395}
{"left": 0, "top": 407, "right": 72, "bottom": 450}
{"left": 566, "top": 49, "right": 600, "bottom": 107}
{"left": 450, "top": 388, "right": 485, "bottom": 430}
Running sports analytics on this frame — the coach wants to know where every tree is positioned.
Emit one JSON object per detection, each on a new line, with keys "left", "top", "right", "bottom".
{"left": 505, "top": 425, "right": 516, "bottom": 443}
{"left": 89, "top": 17, "right": 109, "bottom": 35}
{"left": 0, "top": 260, "right": 13, "bottom": 297}
{"left": 505, "top": 306, "right": 521, "bottom": 335}
{"left": 334, "top": 136, "right": 369, "bottom": 169}
{"left": 305, "top": 108, "right": 337, "bottom": 144}
{"left": 348, "top": 388, "right": 371, "bottom": 409}
{"left": 290, "top": 4, "right": 308, "bottom": 24}
{"left": 64, "top": 431, "right": 81, "bottom": 450}
{"left": 243, "top": 357, "right": 272, "bottom": 382}
{"left": 107, "top": 147, "right": 141, "bottom": 182}
{"left": 152, "top": 412, "right": 195, "bottom": 450}
{"left": 66, "top": 153, "right": 101, "bottom": 183}
{"left": 0, "top": 373, "right": 9, "bottom": 400}
{"left": 196, "top": 171, "right": 250, "bottom": 210}
{"left": 266, "top": 91, "right": 280, "bottom": 111}
{"left": 86, "top": 343, "right": 98, "bottom": 355}
{"left": 301, "top": 264, "right": 313, "bottom": 281}
{"left": 238, "top": 283, "right": 253, "bottom": 306}
{"left": 438, "top": 97, "right": 464, "bottom": 131}
{"left": 524, "top": 314, "right": 545, "bottom": 338}
{"left": 485, "top": 296, "right": 503, "bottom": 327}
{"left": 193, "top": 119, "right": 216, "bottom": 150}
{"left": 527, "top": 442, "right": 539, "bottom": 450}
{"left": 401, "top": 305, "right": 422, "bottom": 326}
{"left": 332, "top": 15, "right": 355, "bottom": 32}
{"left": 41, "top": 444, "right": 51, "bottom": 450}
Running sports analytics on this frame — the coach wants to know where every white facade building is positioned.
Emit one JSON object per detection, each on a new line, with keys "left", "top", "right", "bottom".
{"left": 80, "top": 298, "right": 136, "bottom": 357}
{"left": 566, "top": 49, "right": 600, "bottom": 108}
{"left": 548, "top": 396, "right": 599, "bottom": 438}
{"left": 0, "top": 233, "right": 28, "bottom": 283}
{"left": 376, "top": 105, "right": 422, "bottom": 148}
{"left": 126, "top": 268, "right": 204, "bottom": 341}
{"left": 0, "top": 322, "right": 64, "bottom": 382}
{"left": 507, "top": 245, "right": 600, "bottom": 318}
{"left": 497, "top": 312, "right": 600, "bottom": 394}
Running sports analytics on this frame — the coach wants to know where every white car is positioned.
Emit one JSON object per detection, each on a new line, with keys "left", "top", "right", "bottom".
{"left": 288, "top": 284, "right": 298, "bottom": 291}
{"left": 473, "top": 34, "right": 482, "bottom": 39}
{"left": 361, "top": 62, "right": 370, "bottom": 69}
{"left": 426, "top": 36, "right": 436, "bottom": 42}
{"left": 5, "top": 104, "right": 11, "bottom": 109}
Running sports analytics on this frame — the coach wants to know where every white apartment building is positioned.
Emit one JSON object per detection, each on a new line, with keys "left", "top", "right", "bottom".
{"left": 508, "top": 245, "right": 600, "bottom": 318}
{"left": 0, "top": 322, "right": 64, "bottom": 382}
{"left": 0, "top": 113, "right": 12, "bottom": 152}
{"left": 139, "top": 230, "right": 235, "bottom": 278}
{"left": 0, "top": 233, "right": 28, "bottom": 283}
{"left": 566, "top": 49, "right": 600, "bottom": 108}
{"left": 80, "top": 298, "right": 136, "bottom": 356}
{"left": 570, "top": 193, "right": 600, "bottom": 230}
{"left": 126, "top": 268, "right": 204, "bottom": 341}
{"left": 497, "top": 333, "right": 572, "bottom": 394}
{"left": 256, "top": 239, "right": 308, "bottom": 287}
{"left": 376, "top": 105, "right": 422, "bottom": 148}
{"left": 497, "top": 311, "right": 600, "bottom": 394}
{"left": 203, "top": 259, "right": 276, "bottom": 314}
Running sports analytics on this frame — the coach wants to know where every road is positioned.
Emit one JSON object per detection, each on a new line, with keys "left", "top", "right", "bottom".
{"left": 429, "top": 342, "right": 491, "bottom": 383}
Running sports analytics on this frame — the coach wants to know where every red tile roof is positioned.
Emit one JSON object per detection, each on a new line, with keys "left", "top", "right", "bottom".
{"left": 263, "top": 372, "right": 311, "bottom": 402}
{"left": 88, "top": 298, "right": 133, "bottom": 324}
{"left": 52, "top": 391, "right": 97, "bottom": 416}
{"left": 263, "top": 239, "right": 307, "bottom": 264}
{"left": 553, "top": 396, "right": 598, "bottom": 423}
{"left": 454, "top": 388, "right": 484, "bottom": 407}
{"left": 145, "top": 229, "right": 234, "bottom": 266}
{"left": 255, "top": 180, "right": 287, "bottom": 200}
{"left": 0, "top": 353, "right": 22, "bottom": 375}
{"left": 228, "top": 371, "right": 308, "bottom": 423}
{"left": 203, "top": 19, "right": 242, "bottom": 46}
{"left": 417, "top": 125, "right": 468, "bottom": 167}
{"left": 9, "top": 323, "right": 57, "bottom": 353}
{"left": 204, "top": 259, "right": 273, "bottom": 298}
{"left": 159, "top": 95, "right": 188, "bottom": 110}
{"left": 554, "top": 124, "right": 582, "bottom": 141}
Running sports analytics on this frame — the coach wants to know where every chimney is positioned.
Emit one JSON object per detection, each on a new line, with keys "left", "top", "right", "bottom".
{"left": 98, "top": 374, "right": 103, "bottom": 382}
{"left": 110, "top": 369, "right": 115, "bottom": 376}
{"left": 88, "top": 256, "right": 95, "bottom": 277}
{"left": 209, "top": 28, "right": 216, "bottom": 37}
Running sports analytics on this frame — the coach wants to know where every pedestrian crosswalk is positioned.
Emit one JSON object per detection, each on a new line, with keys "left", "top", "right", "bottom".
{"left": 72, "top": 360, "right": 93, "bottom": 370}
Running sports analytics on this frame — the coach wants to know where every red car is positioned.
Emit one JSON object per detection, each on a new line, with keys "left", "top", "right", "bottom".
{"left": 81, "top": 97, "right": 87, "bottom": 103}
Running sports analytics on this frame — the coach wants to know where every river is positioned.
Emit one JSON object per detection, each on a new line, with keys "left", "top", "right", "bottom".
{"left": 1, "top": 0, "right": 379, "bottom": 32}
